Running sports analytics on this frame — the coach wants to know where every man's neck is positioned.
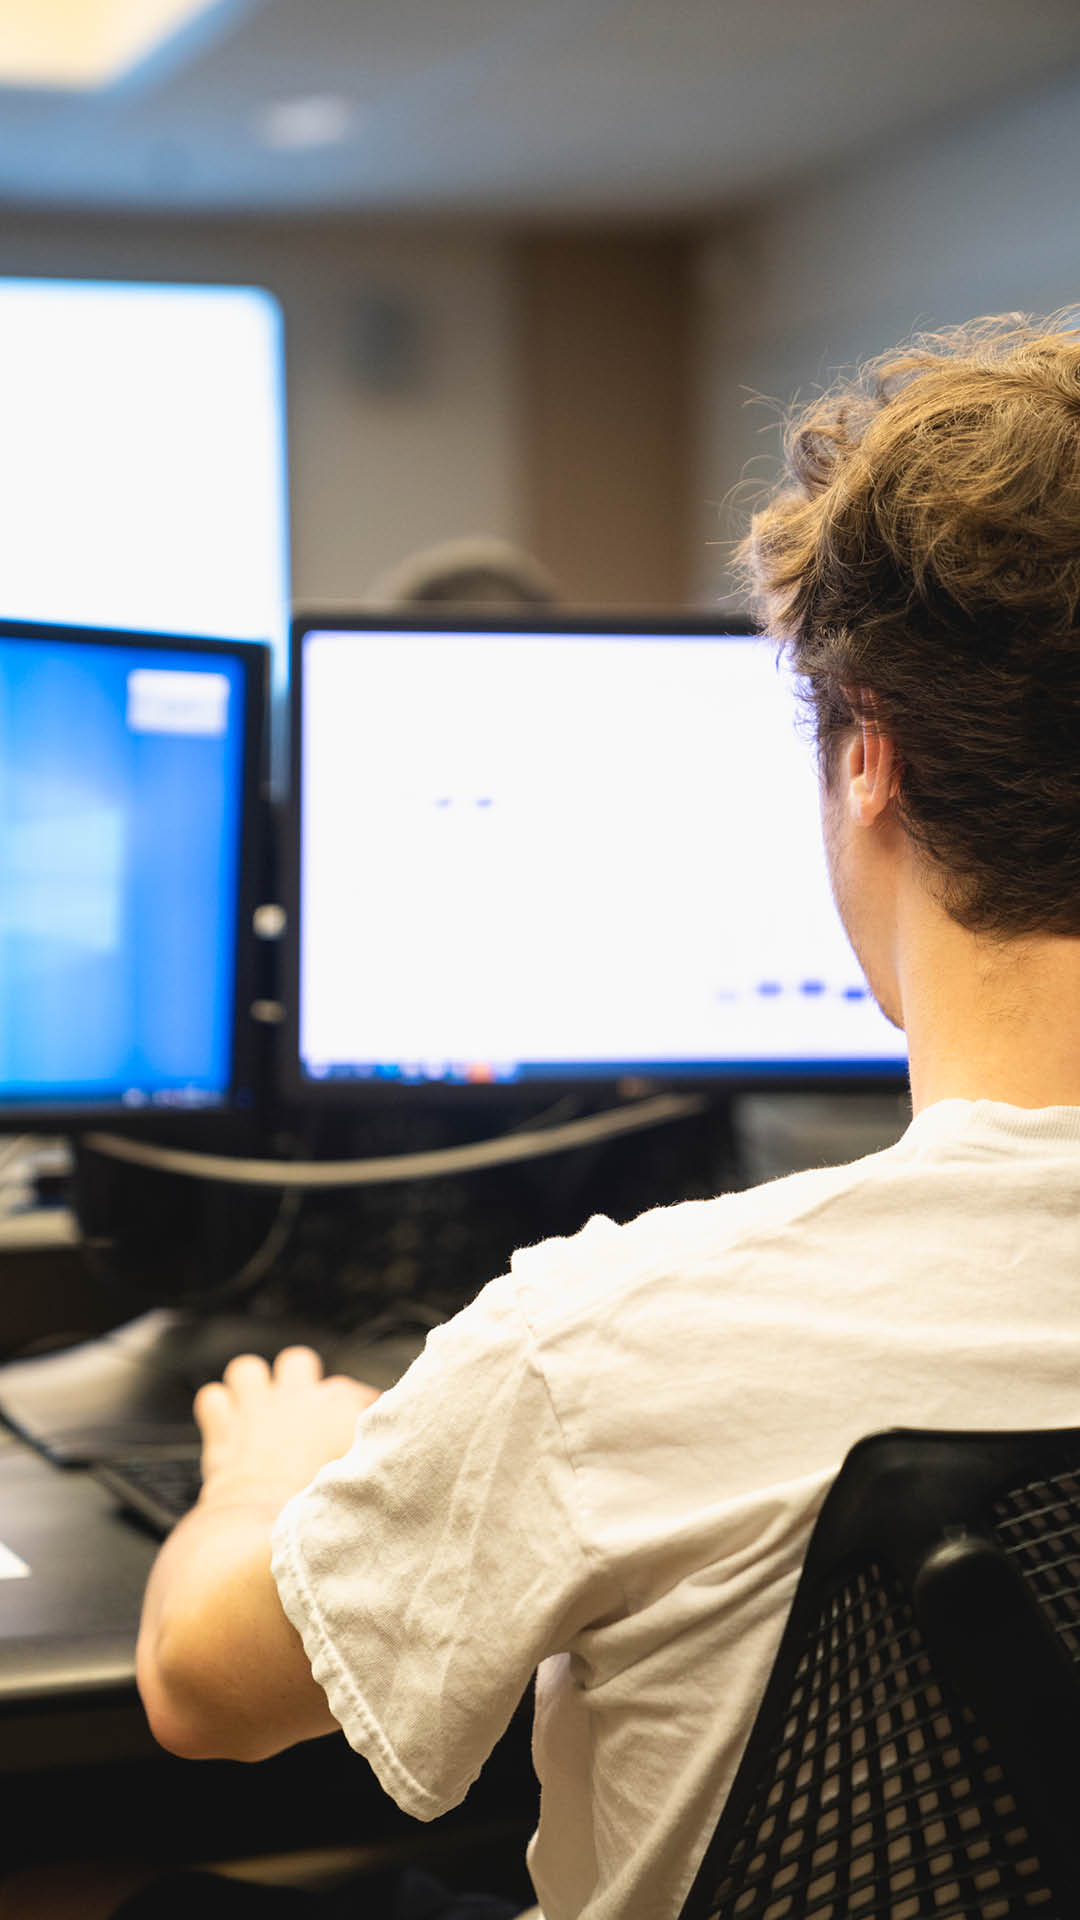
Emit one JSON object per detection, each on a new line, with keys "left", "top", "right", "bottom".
{"left": 900, "top": 916, "right": 1080, "bottom": 1115}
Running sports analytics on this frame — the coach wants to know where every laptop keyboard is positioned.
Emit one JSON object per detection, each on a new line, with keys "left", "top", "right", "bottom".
{"left": 92, "top": 1452, "right": 202, "bottom": 1536}
{"left": 88, "top": 1317, "right": 434, "bottom": 1536}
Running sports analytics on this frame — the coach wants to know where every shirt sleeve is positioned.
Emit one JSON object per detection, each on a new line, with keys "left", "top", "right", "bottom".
{"left": 270, "top": 1267, "right": 619, "bottom": 1821}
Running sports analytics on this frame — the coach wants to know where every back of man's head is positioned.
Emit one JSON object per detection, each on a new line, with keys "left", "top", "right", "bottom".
{"left": 365, "top": 535, "right": 558, "bottom": 610}
{"left": 740, "top": 313, "right": 1080, "bottom": 940}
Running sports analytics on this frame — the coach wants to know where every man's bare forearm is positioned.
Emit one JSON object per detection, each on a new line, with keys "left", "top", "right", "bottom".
{"left": 137, "top": 1489, "right": 338, "bottom": 1761}
{"left": 136, "top": 1349, "right": 378, "bottom": 1761}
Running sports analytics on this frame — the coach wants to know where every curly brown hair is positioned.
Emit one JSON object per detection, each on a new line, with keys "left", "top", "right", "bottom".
{"left": 737, "top": 313, "right": 1080, "bottom": 937}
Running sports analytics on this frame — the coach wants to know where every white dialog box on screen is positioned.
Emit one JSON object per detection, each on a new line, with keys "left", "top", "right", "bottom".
{"left": 127, "top": 668, "right": 231, "bottom": 737}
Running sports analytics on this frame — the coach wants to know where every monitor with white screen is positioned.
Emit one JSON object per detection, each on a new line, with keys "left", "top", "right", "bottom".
{"left": 287, "top": 613, "right": 908, "bottom": 1094}
{"left": 0, "top": 621, "right": 268, "bottom": 1123}
{"left": 0, "top": 277, "right": 289, "bottom": 781}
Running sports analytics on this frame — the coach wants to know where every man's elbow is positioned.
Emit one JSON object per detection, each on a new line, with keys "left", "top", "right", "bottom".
{"left": 136, "top": 1627, "right": 283, "bottom": 1764}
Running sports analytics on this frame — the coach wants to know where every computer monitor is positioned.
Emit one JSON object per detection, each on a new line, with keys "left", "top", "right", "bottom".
{"left": 285, "top": 611, "right": 908, "bottom": 1098}
{"left": 0, "top": 620, "right": 269, "bottom": 1125}
{"left": 0, "top": 277, "right": 290, "bottom": 788}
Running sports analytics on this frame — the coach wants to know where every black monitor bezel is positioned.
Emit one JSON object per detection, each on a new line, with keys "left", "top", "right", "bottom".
{"left": 283, "top": 607, "right": 909, "bottom": 1105}
{"left": 0, "top": 618, "right": 270, "bottom": 1132}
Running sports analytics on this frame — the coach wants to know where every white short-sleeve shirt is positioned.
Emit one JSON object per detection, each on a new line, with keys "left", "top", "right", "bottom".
{"left": 271, "top": 1100, "right": 1080, "bottom": 1920}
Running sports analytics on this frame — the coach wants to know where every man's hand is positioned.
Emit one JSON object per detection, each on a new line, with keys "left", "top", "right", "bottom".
{"left": 195, "top": 1346, "right": 379, "bottom": 1521}
{"left": 137, "top": 1348, "right": 380, "bottom": 1765}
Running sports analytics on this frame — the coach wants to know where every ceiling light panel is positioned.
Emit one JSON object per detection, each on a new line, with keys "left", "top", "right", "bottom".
{"left": 260, "top": 94, "right": 352, "bottom": 152}
{"left": 0, "top": 0, "right": 227, "bottom": 90}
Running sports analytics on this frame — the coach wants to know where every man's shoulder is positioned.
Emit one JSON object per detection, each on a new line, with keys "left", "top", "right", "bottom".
{"left": 507, "top": 1136, "right": 908, "bottom": 1321}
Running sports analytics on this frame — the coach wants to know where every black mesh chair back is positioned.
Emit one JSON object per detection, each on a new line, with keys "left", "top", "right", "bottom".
{"left": 678, "top": 1426, "right": 1080, "bottom": 1920}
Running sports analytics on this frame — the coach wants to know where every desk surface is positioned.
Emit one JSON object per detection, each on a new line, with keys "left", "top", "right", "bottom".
{"left": 0, "top": 1435, "right": 538, "bottom": 1879}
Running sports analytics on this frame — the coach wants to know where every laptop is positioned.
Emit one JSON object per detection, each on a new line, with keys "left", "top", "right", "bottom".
{"left": 0, "top": 1431, "right": 156, "bottom": 1705}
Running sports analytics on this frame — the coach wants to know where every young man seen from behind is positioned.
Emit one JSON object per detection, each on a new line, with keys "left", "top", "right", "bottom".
{"left": 135, "top": 314, "right": 1080, "bottom": 1920}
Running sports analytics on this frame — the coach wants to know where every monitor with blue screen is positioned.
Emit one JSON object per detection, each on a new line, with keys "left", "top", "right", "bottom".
{"left": 0, "top": 621, "right": 268, "bottom": 1121}
{"left": 286, "top": 612, "right": 909, "bottom": 1094}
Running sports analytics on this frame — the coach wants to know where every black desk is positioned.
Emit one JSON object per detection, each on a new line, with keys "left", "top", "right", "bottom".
{"left": 0, "top": 1221, "right": 535, "bottom": 1893}
{"left": 0, "top": 1428, "right": 536, "bottom": 1885}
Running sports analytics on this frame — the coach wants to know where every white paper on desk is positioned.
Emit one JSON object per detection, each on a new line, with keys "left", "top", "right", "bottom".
{"left": 0, "top": 1541, "right": 30, "bottom": 1580}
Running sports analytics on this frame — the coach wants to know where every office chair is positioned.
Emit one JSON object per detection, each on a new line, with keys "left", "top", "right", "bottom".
{"left": 678, "top": 1426, "right": 1080, "bottom": 1920}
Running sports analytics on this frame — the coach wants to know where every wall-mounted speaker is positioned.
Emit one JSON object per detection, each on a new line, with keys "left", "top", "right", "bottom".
{"left": 348, "top": 290, "right": 426, "bottom": 395}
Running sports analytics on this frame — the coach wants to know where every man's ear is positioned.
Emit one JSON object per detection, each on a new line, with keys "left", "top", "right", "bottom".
{"left": 841, "top": 693, "right": 901, "bottom": 827}
{"left": 849, "top": 722, "right": 901, "bottom": 826}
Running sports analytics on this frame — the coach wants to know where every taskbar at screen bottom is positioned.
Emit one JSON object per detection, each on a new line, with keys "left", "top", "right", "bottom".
{"left": 300, "top": 1058, "right": 908, "bottom": 1088}
{"left": 0, "top": 1085, "right": 235, "bottom": 1117}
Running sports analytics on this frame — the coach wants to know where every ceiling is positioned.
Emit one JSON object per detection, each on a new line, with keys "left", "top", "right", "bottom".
{"left": 3, "top": 0, "right": 1080, "bottom": 219}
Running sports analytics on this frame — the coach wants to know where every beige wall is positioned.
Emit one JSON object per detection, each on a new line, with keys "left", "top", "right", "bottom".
{"left": 0, "top": 212, "right": 704, "bottom": 613}
{"left": 514, "top": 232, "right": 700, "bottom": 608}
{"left": 698, "top": 69, "right": 1080, "bottom": 606}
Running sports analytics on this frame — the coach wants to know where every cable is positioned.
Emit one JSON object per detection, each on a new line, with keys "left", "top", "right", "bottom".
{"left": 502, "top": 1093, "right": 582, "bottom": 1135}
{"left": 216, "top": 1185, "right": 305, "bottom": 1298}
{"left": 82, "top": 1092, "right": 709, "bottom": 1190}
